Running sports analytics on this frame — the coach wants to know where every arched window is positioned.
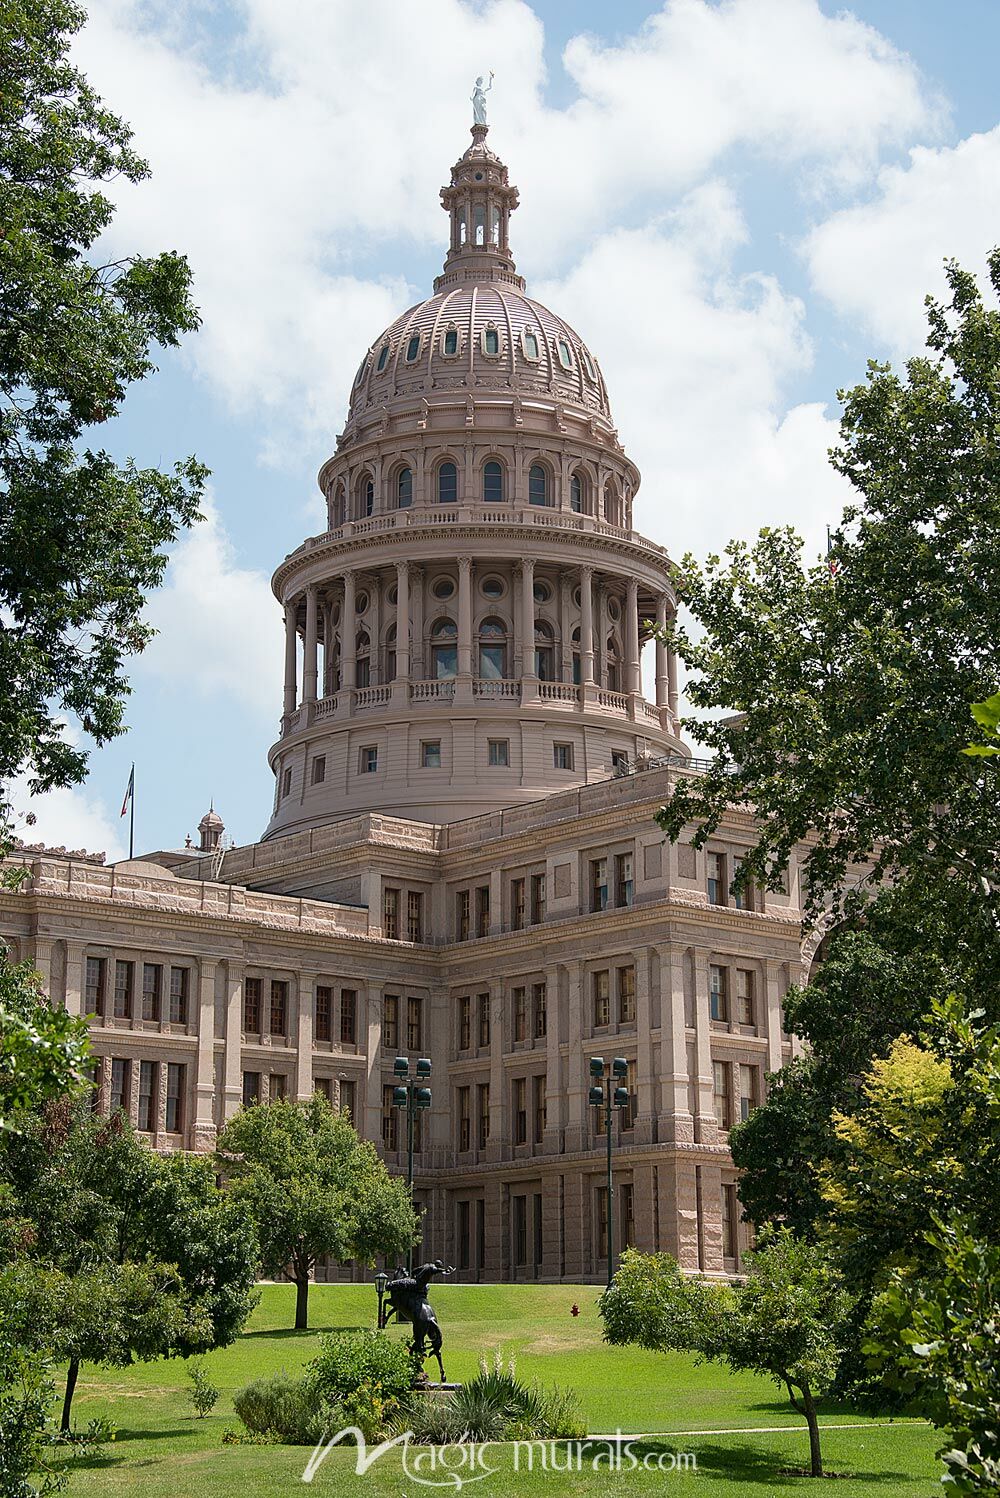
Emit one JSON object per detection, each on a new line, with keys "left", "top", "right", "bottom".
{"left": 534, "top": 619, "right": 555, "bottom": 681}
{"left": 581, "top": 348, "right": 596, "bottom": 381}
{"left": 332, "top": 482, "right": 345, "bottom": 528}
{"left": 376, "top": 343, "right": 389, "bottom": 373}
{"left": 484, "top": 327, "right": 499, "bottom": 355}
{"left": 528, "top": 464, "right": 548, "bottom": 506}
{"left": 356, "top": 631, "right": 371, "bottom": 688}
{"left": 571, "top": 626, "right": 581, "bottom": 685}
{"left": 490, "top": 204, "right": 501, "bottom": 245}
{"left": 385, "top": 623, "right": 396, "bottom": 683}
{"left": 606, "top": 634, "right": 621, "bottom": 693}
{"left": 483, "top": 460, "right": 504, "bottom": 504}
{"left": 458, "top": 210, "right": 467, "bottom": 246}
{"left": 353, "top": 357, "right": 366, "bottom": 386}
{"left": 397, "top": 467, "right": 413, "bottom": 509}
{"left": 522, "top": 330, "right": 539, "bottom": 360}
{"left": 364, "top": 477, "right": 374, "bottom": 517}
{"left": 474, "top": 204, "right": 485, "bottom": 245}
{"left": 438, "top": 461, "right": 458, "bottom": 504}
{"left": 570, "top": 473, "right": 583, "bottom": 514}
{"left": 557, "top": 339, "right": 573, "bottom": 370}
{"left": 478, "top": 616, "right": 508, "bottom": 681}
{"left": 431, "top": 618, "right": 457, "bottom": 679}
{"left": 405, "top": 334, "right": 420, "bottom": 362}
{"left": 604, "top": 484, "right": 618, "bottom": 524}
{"left": 443, "top": 328, "right": 458, "bottom": 355}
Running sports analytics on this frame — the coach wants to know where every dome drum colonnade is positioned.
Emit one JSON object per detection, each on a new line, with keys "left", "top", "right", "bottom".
{"left": 265, "top": 122, "right": 686, "bottom": 835}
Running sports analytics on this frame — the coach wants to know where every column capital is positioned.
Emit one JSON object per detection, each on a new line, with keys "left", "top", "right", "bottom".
{"left": 579, "top": 563, "right": 594, "bottom": 581}
{"left": 457, "top": 554, "right": 473, "bottom": 573}
{"left": 626, "top": 576, "right": 639, "bottom": 601}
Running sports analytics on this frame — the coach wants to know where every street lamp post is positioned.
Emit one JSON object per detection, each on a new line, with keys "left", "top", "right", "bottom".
{"left": 589, "top": 1056, "right": 630, "bottom": 1288}
{"left": 374, "top": 1269, "right": 389, "bottom": 1329}
{"left": 393, "top": 1056, "right": 432, "bottom": 1273}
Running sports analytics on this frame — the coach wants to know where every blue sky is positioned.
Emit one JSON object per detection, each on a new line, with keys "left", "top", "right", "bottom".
{"left": 12, "top": 0, "right": 1000, "bottom": 860}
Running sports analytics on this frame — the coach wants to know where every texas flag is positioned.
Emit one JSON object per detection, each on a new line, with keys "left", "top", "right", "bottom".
{"left": 120, "top": 766, "right": 134, "bottom": 818}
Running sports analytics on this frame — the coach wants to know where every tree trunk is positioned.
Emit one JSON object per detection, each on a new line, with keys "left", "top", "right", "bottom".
{"left": 294, "top": 1270, "right": 310, "bottom": 1330}
{"left": 801, "top": 1383, "right": 823, "bottom": 1478}
{"left": 61, "top": 1357, "right": 80, "bottom": 1433}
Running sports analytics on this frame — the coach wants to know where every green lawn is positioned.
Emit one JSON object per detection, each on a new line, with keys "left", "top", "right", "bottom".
{"left": 60, "top": 1282, "right": 938, "bottom": 1497}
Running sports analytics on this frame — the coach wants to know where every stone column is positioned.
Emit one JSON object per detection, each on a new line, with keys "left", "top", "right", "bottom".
{"left": 223, "top": 959, "right": 244, "bottom": 1121}
{"left": 579, "top": 565, "right": 595, "bottom": 686}
{"left": 667, "top": 610, "right": 680, "bottom": 726}
{"left": 559, "top": 571, "right": 572, "bottom": 683}
{"left": 395, "top": 561, "right": 410, "bottom": 684}
{"left": 364, "top": 986, "right": 383, "bottom": 1149}
{"left": 657, "top": 942, "right": 694, "bottom": 1143}
{"left": 303, "top": 586, "right": 319, "bottom": 702}
{"left": 764, "top": 959, "right": 785, "bottom": 1075}
{"left": 411, "top": 565, "right": 425, "bottom": 679}
{"left": 487, "top": 984, "right": 505, "bottom": 1163}
{"left": 655, "top": 595, "right": 669, "bottom": 706}
{"left": 520, "top": 557, "right": 536, "bottom": 703}
{"left": 564, "top": 960, "right": 586, "bottom": 1152}
{"left": 457, "top": 555, "right": 473, "bottom": 677}
{"left": 634, "top": 947, "right": 655, "bottom": 1144}
{"left": 193, "top": 957, "right": 218, "bottom": 1151}
{"left": 341, "top": 572, "right": 357, "bottom": 689}
{"left": 322, "top": 599, "right": 334, "bottom": 697}
{"left": 543, "top": 963, "right": 563, "bottom": 1154}
{"left": 692, "top": 946, "right": 717, "bottom": 1145}
{"left": 296, "top": 973, "right": 314, "bottom": 1100}
{"left": 283, "top": 599, "right": 298, "bottom": 714}
{"left": 625, "top": 577, "right": 640, "bottom": 695}
{"left": 64, "top": 940, "right": 86, "bottom": 1018}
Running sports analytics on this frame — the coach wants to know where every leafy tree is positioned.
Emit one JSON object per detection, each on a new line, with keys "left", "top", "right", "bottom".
{"left": 0, "top": 1102, "right": 258, "bottom": 1427}
{"left": 963, "top": 694, "right": 1000, "bottom": 760}
{"left": 0, "top": 958, "right": 89, "bottom": 1132}
{"left": 601, "top": 1232, "right": 853, "bottom": 1477}
{"left": 217, "top": 1096, "right": 418, "bottom": 1330}
{"left": 0, "top": 1339, "right": 63, "bottom": 1498}
{"left": 0, "top": 0, "right": 206, "bottom": 834}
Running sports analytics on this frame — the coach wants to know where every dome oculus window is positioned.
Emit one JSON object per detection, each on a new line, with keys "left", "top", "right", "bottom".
{"left": 557, "top": 339, "right": 573, "bottom": 371}
{"left": 432, "top": 577, "right": 455, "bottom": 600}
{"left": 355, "top": 592, "right": 369, "bottom": 616}
{"left": 481, "top": 575, "right": 505, "bottom": 599}
{"left": 528, "top": 463, "right": 549, "bottom": 507}
{"left": 483, "top": 460, "right": 504, "bottom": 504}
{"left": 375, "top": 343, "right": 390, "bottom": 373}
{"left": 483, "top": 326, "right": 500, "bottom": 356}
{"left": 522, "top": 330, "right": 540, "bottom": 361}
{"left": 442, "top": 328, "right": 459, "bottom": 356}
{"left": 404, "top": 334, "right": 421, "bottom": 363}
{"left": 397, "top": 467, "right": 413, "bottom": 509}
{"left": 608, "top": 598, "right": 621, "bottom": 621}
{"left": 438, "top": 461, "right": 458, "bottom": 504}
{"left": 532, "top": 580, "right": 551, "bottom": 604}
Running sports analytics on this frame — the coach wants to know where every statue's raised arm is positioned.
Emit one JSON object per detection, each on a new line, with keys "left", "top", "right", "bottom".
{"left": 471, "top": 71, "right": 494, "bottom": 127}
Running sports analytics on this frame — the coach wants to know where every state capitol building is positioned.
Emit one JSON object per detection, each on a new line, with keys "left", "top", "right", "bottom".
{"left": 2, "top": 121, "right": 807, "bottom": 1283}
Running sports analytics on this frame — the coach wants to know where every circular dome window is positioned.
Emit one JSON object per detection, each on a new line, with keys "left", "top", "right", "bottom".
{"left": 355, "top": 592, "right": 369, "bottom": 614}
{"left": 432, "top": 577, "right": 455, "bottom": 600}
{"left": 608, "top": 599, "right": 621, "bottom": 621}
{"left": 533, "top": 581, "right": 551, "bottom": 604}
{"left": 481, "top": 576, "right": 505, "bottom": 599}
{"left": 332, "top": 605, "right": 342, "bottom": 626}
{"left": 572, "top": 587, "right": 582, "bottom": 607}
{"left": 387, "top": 586, "right": 398, "bottom": 605}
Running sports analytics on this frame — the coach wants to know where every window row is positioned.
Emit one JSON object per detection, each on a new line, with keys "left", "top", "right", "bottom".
{"left": 382, "top": 887, "right": 424, "bottom": 942}
{"left": 381, "top": 993, "right": 425, "bottom": 1051}
{"left": 706, "top": 850, "right": 761, "bottom": 912}
{"left": 86, "top": 956, "right": 190, "bottom": 1024}
{"left": 239, "top": 1074, "right": 358, "bottom": 1119}
{"left": 99, "top": 1056, "right": 186, "bottom": 1134}
{"left": 709, "top": 965, "right": 757, "bottom": 1027}
{"left": 329, "top": 460, "right": 626, "bottom": 520}
{"left": 364, "top": 328, "right": 598, "bottom": 379}
{"left": 454, "top": 1082, "right": 492, "bottom": 1151}
{"left": 589, "top": 852, "right": 634, "bottom": 913}
{"left": 712, "top": 1058, "right": 760, "bottom": 1131}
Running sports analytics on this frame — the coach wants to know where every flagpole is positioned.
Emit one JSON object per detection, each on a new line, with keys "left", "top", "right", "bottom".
{"left": 129, "top": 763, "right": 135, "bottom": 860}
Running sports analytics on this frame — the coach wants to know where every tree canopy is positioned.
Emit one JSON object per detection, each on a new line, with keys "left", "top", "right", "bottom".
{"left": 0, "top": 956, "right": 89, "bottom": 1132}
{"left": 217, "top": 1095, "right": 418, "bottom": 1329}
{"left": 0, "top": 0, "right": 206, "bottom": 837}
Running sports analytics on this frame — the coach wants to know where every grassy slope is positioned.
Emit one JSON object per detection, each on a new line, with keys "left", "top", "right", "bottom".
{"left": 62, "top": 1282, "right": 938, "bottom": 1498}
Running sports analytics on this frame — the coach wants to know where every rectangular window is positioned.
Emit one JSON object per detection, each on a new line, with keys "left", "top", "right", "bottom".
{"left": 383, "top": 994, "right": 399, "bottom": 1050}
{"left": 739, "top": 1063, "right": 758, "bottom": 1122}
{"left": 713, "top": 1060, "right": 731, "bottom": 1130}
{"left": 707, "top": 851, "right": 724, "bottom": 906}
{"left": 356, "top": 656, "right": 371, "bottom": 688}
{"left": 85, "top": 956, "right": 106, "bottom": 1017}
{"left": 165, "top": 1062, "right": 185, "bottom": 1133}
{"left": 611, "top": 749, "right": 629, "bottom": 774}
{"left": 270, "top": 1074, "right": 287, "bottom": 1102}
{"left": 596, "top": 1186, "right": 609, "bottom": 1261}
{"left": 478, "top": 992, "right": 490, "bottom": 1049}
{"left": 270, "top": 979, "right": 288, "bottom": 1036}
{"left": 137, "top": 1060, "right": 156, "bottom": 1132}
{"left": 458, "top": 1086, "right": 471, "bottom": 1151}
{"left": 421, "top": 740, "right": 441, "bottom": 768}
{"left": 533, "top": 981, "right": 547, "bottom": 1039}
{"left": 360, "top": 745, "right": 378, "bottom": 774}
{"left": 340, "top": 989, "right": 357, "bottom": 1046}
{"left": 477, "top": 1198, "right": 486, "bottom": 1270}
{"left": 614, "top": 851, "right": 634, "bottom": 909}
{"left": 282, "top": 768, "right": 292, "bottom": 798}
{"left": 110, "top": 1057, "right": 130, "bottom": 1114}
{"left": 534, "top": 1193, "right": 543, "bottom": 1268}
{"left": 407, "top": 995, "right": 423, "bottom": 1051}
{"left": 511, "top": 878, "right": 526, "bottom": 931}
{"left": 593, "top": 969, "right": 610, "bottom": 1028}
{"left": 620, "top": 1182, "right": 635, "bottom": 1249}
{"left": 311, "top": 755, "right": 326, "bottom": 785}
{"left": 710, "top": 964, "right": 729, "bottom": 1023}
{"left": 590, "top": 858, "right": 609, "bottom": 912}
{"left": 475, "top": 885, "right": 490, "bottom": 937}
{"left": 513, "top": 1077, "right": 528, "bottom": 1145}
{"left": 113, "top": 960, "right": 133, "bottom": 1020}
{"left": 736, "top": 969, "right": 756, "bottom": 1026}
{"left": 530, "top": 872, "right": 546, "bottom": 925}
{"left": 553, "top": 742, "right": 573, "bottom": 770}
{"left": 458, "top": 1200, "right": 471, "bottom": 1271}
{"left": 513, "top": 1194, "right": 527, "bottom": 1266}
{"left": 242, "top": 1070, "right": 261, "bottom": 1106}
{"left": 315, "top": 985, "right": 332, "bottom": 1043}
{"left": 168, "top": 967, "right": 189, "bottom": 1025}
{"left": 244, "top": 975, "right": 262, "bottom": 1033}
{"left": 313, "top": 1077, "right": 332, "bottom": 1104}
{"left": 488, "top": 738, "right": 509, "bottom": 767}
{"left": 456, "top": 890, "right": 470, "bottom": 941}
{"left": 339, "top": 1079, "right": 356, "bottom": 1119}
{"left": 382, "top": 1085, "right": 398, "bottom": 1151}
{"left": 723, "top": 1182, "right": 740, "bottom": 1260}
{"left": 478, "top": 1083, "right": 490, "bottom": 1149}
{"left": 733, "top": 856, "right": 755, "bottom": 912}
{"left": 407, "top": 891, "right": 423, "bottom": 943}
{"left": 383, "top": 887, "right": 400, "bottom": 940}
{"left": 533, "top": 1074, "right": 546, "bottom": 1143}
{"left": 624, "top": 1058, "right": 639, "bottom": 1130}
{"left": 458, "top": 995, "right": 471, "bottom": 1051}
{"left": 513, "top": 986, "right": 527, "bottom": 1043}
{"left": 618, "top": 965, "right": 636, "bottom": 1024}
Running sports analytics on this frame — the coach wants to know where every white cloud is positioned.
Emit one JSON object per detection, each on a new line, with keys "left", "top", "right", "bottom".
{"left": 803, "top": 126, "right": 1000, "bottom": 353}
{"left": 73, "top": 0, "right": 941, "bottom": 455}
{"left": 136, "top": 497, "right": 282, "bottom": 716}
{"left": 536, "top": 182, "right": 852, "bottom": 564}
{"left": 8, "top": 765, "right": 127, "bottom": 863}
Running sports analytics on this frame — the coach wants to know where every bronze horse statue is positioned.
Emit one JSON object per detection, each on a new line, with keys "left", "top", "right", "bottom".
{"left": 384, "top": 1260, "right": 455, "bottom": 1383}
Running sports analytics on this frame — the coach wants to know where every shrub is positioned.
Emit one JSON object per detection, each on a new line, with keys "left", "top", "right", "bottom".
{"left": 232, "top": 1373, "right": 329, "bottom": 1445}
{"left": 403, "top": 1350, "right": 585, "bottom": 1444}
{"left": 185, "top": 1359, "right": 220, "bottom": 1419}
{"left": 307, "top": 1329, "right": 415, "bottom": 1407}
